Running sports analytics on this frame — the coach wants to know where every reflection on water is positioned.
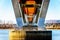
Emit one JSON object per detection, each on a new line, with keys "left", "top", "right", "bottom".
{"left": 52, "top": 30, "right": 60, "bottom": 40}
{"left": 0, "top": 30, "right": 60, "bottom": 40}
{"left": 9, "top": 30, "right": 52, "bottom": 40}
{"left": 0, "top": 30, "right": 9, "bottom": 40}
{"left": 9, "top": 30, "right": 26, "bottom": 40}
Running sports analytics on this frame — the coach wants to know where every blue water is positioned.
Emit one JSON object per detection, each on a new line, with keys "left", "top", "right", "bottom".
{"left": 52, "top": 30, "right": 60, "bottom": 40}
{"left": 0, "top": 30, "right": 9, "bottom": 40}
{"left": 0, "top": 30, "right": 60, "bottom": 40}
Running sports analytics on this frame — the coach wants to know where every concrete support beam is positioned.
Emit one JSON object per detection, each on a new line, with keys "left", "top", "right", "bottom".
{"left": 12, "top": 0, "right": 21, "bottom": 18}
{"left": 40, "top": 0, "right": 50, "bottom": 18}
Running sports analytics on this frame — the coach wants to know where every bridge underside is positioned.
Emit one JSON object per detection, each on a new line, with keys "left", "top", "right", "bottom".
{"left": 12, "top": 0, "right": 50, "bottom": 27}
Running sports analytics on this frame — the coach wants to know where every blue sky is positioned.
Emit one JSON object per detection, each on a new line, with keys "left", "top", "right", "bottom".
{"left": 0, "top": 0, "right": 16, "bottom": 24}
{"left": 0, "top": 0, "right": 60, "bottom": 40}
{"left": 46, "top": 0, "right": 60, "bottom": 20}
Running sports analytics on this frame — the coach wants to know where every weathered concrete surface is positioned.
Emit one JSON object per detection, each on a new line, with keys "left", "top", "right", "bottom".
{"left": 12, "top": 0, "right": 21, "bottom": 18}
{"left": 40, "top": 0, "right": 50, "bottom": 18}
